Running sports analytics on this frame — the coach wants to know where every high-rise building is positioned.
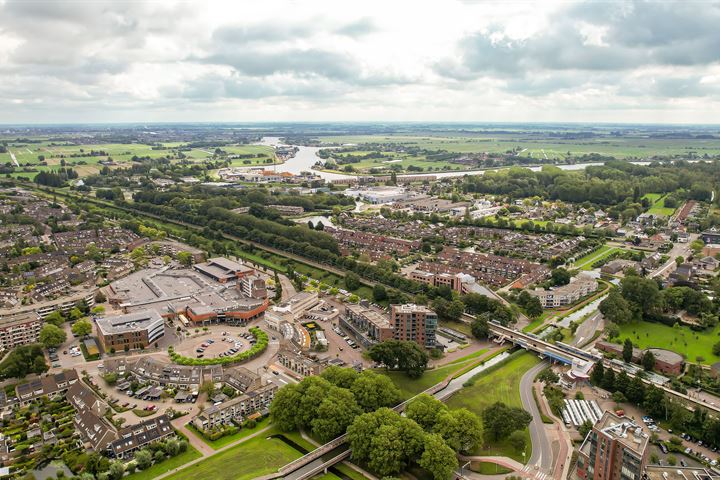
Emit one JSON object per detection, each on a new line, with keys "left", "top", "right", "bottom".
{"left": 390, "top": 304, "right": 437, "bottom": 348}
{"left": 577, "top": 411, "right": 649, "bottom": 480}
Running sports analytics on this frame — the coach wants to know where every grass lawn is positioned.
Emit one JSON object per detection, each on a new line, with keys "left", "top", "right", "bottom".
{"left": 644, "top": 193, "right": 677, "bottom": 217}
{"left": 573, "top": 245, "right": 615, "bottom": 269}
{"left": 380, "top": 363, "right": 464, "bottom": 400}
{"left": 125, "top": 444, "right": 202, "bottom": 480}
{"left": 163, "top": 426, "right": 307, "bottom": 480}
{"left": 617, "top": 321, "right": 720, "bottom": 364}
{"left": 187, "top": 417, "right": 271, "bottom": 450}
{"left": 445, "top": 352, "right": 540, "bottom": 462}
{"left": 471, "top": 461, "right": 513, "bottom": 475}
{"left": 132, "top": 409, "right": 156, "bottom": 418}
{"left": 440, "top": 319, "right": 473, "bottom": 336}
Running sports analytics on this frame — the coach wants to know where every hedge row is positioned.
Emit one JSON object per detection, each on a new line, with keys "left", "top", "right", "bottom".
{"left": 168, "top": 327, "right": 269, "bottom": 366}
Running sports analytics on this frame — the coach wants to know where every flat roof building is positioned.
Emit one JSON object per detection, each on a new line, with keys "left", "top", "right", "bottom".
{"left": 391, "top": 304, "right": 438, "bottom": 348}
{"left": 577, "top": 411, "right": 649, "bottom": 480}
{"left": 96, "top": 310, "right": 165, "bottom": 352}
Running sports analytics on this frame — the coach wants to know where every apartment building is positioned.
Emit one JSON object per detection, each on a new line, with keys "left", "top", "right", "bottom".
{"left": 0, "top": 313, "right": 42, "bottom": 350}
{"left": 192, "top": 383, "right": 277, "bottom": 431}
{"left": 529, "top": 274, "right": 598, "bottom": 308}
{"left": 391, "top": 304, "right": 438, "bottom": 348}
{"left": 276, "top": 346, "right": 331, "bottom": 377}
{"left": 577, "top": 411, "right": 649, "bottom": 480}
{"left": 341, "top": 304, "right": 394, "bottom": 348}
{"left": 239, "top": 274, "right": 267, "bottom": 299}
{"left": 96, "top": 310, "right": 165, "bottom": 351}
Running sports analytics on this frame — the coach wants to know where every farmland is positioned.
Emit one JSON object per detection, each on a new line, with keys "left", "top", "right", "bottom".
{"left": 317, "top": 133, "right": 720, "bottom": 160}
{"left": 0, "top": 139, "right": 275, "bottom": 179}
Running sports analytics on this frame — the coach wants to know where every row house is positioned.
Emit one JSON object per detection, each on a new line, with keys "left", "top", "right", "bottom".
{"left": 192, "top": 383, "right": 277, "bottom": 431}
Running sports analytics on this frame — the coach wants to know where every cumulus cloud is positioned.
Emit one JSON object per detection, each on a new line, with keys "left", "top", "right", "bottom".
{"left": 0, "top": 0, "right": 719, "bottom": 123}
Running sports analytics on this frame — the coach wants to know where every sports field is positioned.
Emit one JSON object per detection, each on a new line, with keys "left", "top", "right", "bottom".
{"left": 617, "top": 321, "right": 720, "bottom": 364}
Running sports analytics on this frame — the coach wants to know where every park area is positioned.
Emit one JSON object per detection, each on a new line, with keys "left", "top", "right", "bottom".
{"left": 616, "top": 321, "right": 720, "bottom": 365}
{"left": 163, "top": 426, "right": 363, "bottom": 480}
{"left": 445, "top": 352, "right": 540, "bottom": 461}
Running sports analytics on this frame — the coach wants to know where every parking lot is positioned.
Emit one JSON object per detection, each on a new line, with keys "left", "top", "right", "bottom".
{"left": 173, "top": 324, "right": 269, "bottom": 360}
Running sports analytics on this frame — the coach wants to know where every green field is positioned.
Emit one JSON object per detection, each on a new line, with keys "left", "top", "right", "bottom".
{"left": 445, "top": 352, "right": 540, "bottom": 462}
{"left": 317, "top": 134, "right": 720, "bottom": 160}
{"left": 643, "top": 193, "right": 677, "bottom": 217}
{"left": 573, "top": 245, "right": 615, "bottom": 269}
{"left": 163, "top": 427, "right": 313, "bottom": 480}
{"left": 617, "top": 321, "right": 720, "bottom": 365}
{"left": 125, "top": 444, "right": 203, "bottom": 480}
{"left": 0, "top": 140, "right": 275, "bottom": 179}
{"left": 187, "top": 417, "right": 271, "bottom": 450}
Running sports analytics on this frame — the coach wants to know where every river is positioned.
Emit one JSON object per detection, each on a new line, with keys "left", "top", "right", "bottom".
{"left": 256, "top": 137, "right": 683, "bottom": 183}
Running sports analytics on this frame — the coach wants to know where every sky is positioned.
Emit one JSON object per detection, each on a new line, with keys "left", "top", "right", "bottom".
{"left": 1, "top": 0, "right": 720, "bottom": 124}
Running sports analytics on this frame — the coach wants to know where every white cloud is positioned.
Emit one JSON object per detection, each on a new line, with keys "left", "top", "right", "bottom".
{"left": 0, "top": 0, "right": 719, "bottom": 123}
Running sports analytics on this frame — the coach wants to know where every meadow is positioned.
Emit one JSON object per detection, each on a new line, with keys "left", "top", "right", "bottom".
{"left": 317, "top": 133, "right": 720, "bottom": 160}
{"left": 0, "top": 139, "right": 275, "bottom": 178}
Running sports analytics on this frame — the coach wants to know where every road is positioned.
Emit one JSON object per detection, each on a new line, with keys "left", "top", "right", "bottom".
{"left": 571, "top": 311, "right": 604, "bottom": 347}
{"left": 520, "top": 361, "right": 553, "bottom": 472}
{"left": 650, "top": 235, "right": 697, "bottom": 279}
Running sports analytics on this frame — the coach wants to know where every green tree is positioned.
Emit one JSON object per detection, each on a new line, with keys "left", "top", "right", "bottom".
{"left": 622, "top": 338, "right": 634, "bottom": 363}
{"left": 320, "top": 365, "right": 358, "bottom": 389}
{"left": 368, "top": 340, "right": 429, "bottom": 379}
{"left": 418, "top": 433, "right": 458, "bottom": 480}
{"left": 177, "top": 251, "right": 193, "bottom": 266}
{"left": 44, "top": 311, "right": 65, "bottom": 327}
{"left": 642, "top": 350, "right": 656, "bottom": 371}
{"left": 39, "top": 324, "right": 67, "bottom": 348}
{"left": 599, "top": 290, "right": 633, "bottom": 325}
{"left": 471, "top": 315, "right": 489, "bottom": 339}
{"left": 71, "top": 319, "right": 92, "bottom": 337}
{"left": 134, "top": 449, "right": 152, "bottom": 470}
{"left": 310, "top": 386, "right": 362, "bottom": 442}
{"left": 433, "top": 408, "right": 483, "bottom": 453}
{"left": 550, "top": 268, "right": 571, "bottom": 286}
{"left": 405, "top": 394, "right": 448, "bottom": 430}
{"left": 590, "top": 361, "right": 604, "bottom": 386}
{"left": 482, "top": 402, "right": 532, "bottom": 441}
{"left": 108, "top": 461, "right": 125, "bottom": 480}
{"left": 350, "top": 370, "right": 401, "bottom": 412}
{"left": 373, "top": 284, "right": 388, "bottom": 302}
{"left": 344, "top": 272, "right": 361, "bottom": 291}
{"left": 578, "top": 420, "right": 593, "bottom": 439}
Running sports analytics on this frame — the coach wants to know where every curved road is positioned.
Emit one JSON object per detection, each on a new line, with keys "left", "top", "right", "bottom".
{"left": 520, "top": 360, "right": 553, "bottom": 472}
